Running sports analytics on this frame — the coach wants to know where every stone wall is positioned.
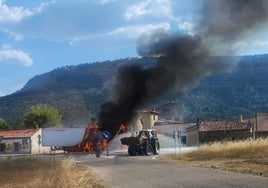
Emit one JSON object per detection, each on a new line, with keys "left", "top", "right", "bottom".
{"left": 257, "top": 131, "right": 268, "bottom": 138}
{"left": 199, "top": 129, "right": 252, "bottom": 143}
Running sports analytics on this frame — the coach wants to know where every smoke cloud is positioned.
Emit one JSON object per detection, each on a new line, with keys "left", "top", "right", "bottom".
{"left": 201, "top": 0, "right": 268, "bottom": 40}
{"left": 98, "top": 0, "right": 268, "bottom": 136}
{"left": 201, "top": 0, "right": 268, "bottom": 54}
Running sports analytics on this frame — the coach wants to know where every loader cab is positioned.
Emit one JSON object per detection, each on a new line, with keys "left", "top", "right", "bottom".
{"left": 121, "top": 129, "right": 160, "bottom": 156}
{"left": 138, "top": 130, "right": 157, "bottom": 141}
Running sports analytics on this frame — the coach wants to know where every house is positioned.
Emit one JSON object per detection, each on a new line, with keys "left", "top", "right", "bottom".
{"left": 154, "top": 120, "right": 199, "bottom": 146}
{"left": 128, "top": 109, "right": 159, "bottom": 131}
{"left": 158, "top": 101, "right": 184, "bottom": 123}
{"left": 0, "top": 128, "right": 50, "bottom": 154}
{"left": 128, "top": 108, "right": 199, "bottom": 146}
{"left": 198, "top": 119, "right": 252, "bottom": 143}
{"left": 256, "top": 112, "right": 268, "bottom": 137}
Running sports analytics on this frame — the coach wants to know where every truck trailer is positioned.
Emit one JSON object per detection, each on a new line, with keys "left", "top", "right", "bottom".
{"left": 42, "top": 125, "right": 107, "bottom": 155}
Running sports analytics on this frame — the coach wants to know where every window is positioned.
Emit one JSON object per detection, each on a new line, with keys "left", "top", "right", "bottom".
{"left": 13, "top": 142, "right": 20, "bottom": 152}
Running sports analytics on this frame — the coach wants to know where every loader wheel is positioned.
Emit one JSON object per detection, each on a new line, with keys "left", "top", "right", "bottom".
{"left": 128, "top": 145, "right": 137, "bottom": 156}
{"left": 153, "top": 141, "right": 160, "bottom": 155}
{"left": 144, "top": 144, "right": 153, "bottom": 155}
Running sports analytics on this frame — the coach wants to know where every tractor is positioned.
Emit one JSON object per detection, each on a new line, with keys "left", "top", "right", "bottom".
{"left": 120, "top": 129, "right": 160, "bottom": 156}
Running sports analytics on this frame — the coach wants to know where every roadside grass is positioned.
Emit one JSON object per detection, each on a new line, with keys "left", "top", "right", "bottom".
{"left": 0, "top": 157, "right": 105, "bottom": 188}
{"left": 161, "top": 138, "right": 268, "bottom": 177}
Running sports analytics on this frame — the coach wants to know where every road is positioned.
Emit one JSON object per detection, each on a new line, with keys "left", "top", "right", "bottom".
{"left": 73, "top": 152, "right": 268, "bottom": 188}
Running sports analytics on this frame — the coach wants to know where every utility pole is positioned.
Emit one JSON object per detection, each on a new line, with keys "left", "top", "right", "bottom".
{"left": 174, "top": 130, "right": 177, "bottom": 155}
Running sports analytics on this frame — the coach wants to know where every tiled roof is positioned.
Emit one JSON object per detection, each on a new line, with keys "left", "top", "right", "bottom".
{"left": 137, "top": 109, "right": 159, "bottom": 114}
{"left": 153, "top": 121, "right": 197, "bottom": 132}
{"left": 199, "top": 121, "right": 250, "bottom": 131}
{"left": 0, "top": 129, "right": 40, "bottom": 139}
{"left": 154, "top": 119, "right": 180, "bottom": 125}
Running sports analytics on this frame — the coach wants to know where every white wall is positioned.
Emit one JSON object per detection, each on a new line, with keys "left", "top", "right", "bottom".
{"left": 1, "top": 138, "right": 31, "bottom": 153}
{"left": 31, "top": 129, "right": 50, "bottom": 154}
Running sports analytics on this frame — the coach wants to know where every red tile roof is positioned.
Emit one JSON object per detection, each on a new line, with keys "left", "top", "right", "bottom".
{"left": 199, "top": 121, "right": 249, "bottom": 131}
{"left": 0, "top": 129, "right": 40, "bottom": 139}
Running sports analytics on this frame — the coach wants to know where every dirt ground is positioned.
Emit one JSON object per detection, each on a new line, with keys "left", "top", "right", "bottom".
{"left": 173, "top": 158, "right": 268, "bottom": 177}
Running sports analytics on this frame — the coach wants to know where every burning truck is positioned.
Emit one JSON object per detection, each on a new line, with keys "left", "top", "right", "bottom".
{"left": 42, "top": 124, "right": 107, "bottom": 157}
{"left": 42, "top": 123, "right": 128, "bottom": 157}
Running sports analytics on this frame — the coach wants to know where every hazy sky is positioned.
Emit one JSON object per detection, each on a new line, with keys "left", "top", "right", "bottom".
{"left": 1, "top": 0, "right": 268, "bottom": 96}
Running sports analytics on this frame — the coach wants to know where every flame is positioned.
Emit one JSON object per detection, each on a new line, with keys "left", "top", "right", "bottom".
{"left": 101, "top": 139, "right": 108, "bottom": 150}
{"left": 63, "top": 124, "right": 127, "bottom": 153}
{"left": 63, "top": 124, "right": 107, "bottom": 152}
{"left": 82, "top": 124, "right": 108, "bottom": 152}
{"left": 115, "top": 124, "right": 127, "bottom": 136}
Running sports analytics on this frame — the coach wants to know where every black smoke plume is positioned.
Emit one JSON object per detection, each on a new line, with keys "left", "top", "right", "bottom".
{"left": 98, "top": 0, "right": 268, "bottom": 136}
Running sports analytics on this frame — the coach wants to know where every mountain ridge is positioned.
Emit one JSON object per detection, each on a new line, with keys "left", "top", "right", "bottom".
{"left": 1, "top": 55, "right": 268, "bottom": 127}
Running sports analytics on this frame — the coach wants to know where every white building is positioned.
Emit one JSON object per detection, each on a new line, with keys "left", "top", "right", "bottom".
{"left": 128, "top": 109, "right": 159, "bottom": 132}
{"left": 0, "top": 128, "right": 50, "bottom": 154}
{"left": 256, "top": 112, "right": 268, "bottom": 137}
{"left": 128, "top": 109, "right": 199, "bottom": 146}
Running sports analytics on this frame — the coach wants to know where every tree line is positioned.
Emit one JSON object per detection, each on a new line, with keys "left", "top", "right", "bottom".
{"left": 0, "top": 104, "right": 62, "bottom": 130}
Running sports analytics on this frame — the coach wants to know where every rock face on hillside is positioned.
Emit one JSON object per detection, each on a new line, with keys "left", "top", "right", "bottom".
{"left": 1, "top": 55, "right": 268, "bottom": 127}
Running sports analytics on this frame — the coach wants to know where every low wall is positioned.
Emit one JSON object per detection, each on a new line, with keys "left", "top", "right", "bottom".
{"left": 257, "top": 131, "right": 268, "bottom": 138}
{"left": 199, "top": 129, "right": 251, "bottom": 143}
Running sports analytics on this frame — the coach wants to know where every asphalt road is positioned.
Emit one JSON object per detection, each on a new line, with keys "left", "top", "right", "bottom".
{"left": 74, "top": 153, "right": 268, "bottom": 188}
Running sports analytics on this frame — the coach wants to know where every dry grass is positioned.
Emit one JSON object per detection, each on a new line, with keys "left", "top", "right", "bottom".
{"left": 161, "top": 138, "right": 268, "bottom": 177}
{"left": 0, "top": 157, "right": 106, "bottom": 188}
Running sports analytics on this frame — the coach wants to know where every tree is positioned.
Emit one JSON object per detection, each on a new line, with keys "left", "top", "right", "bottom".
{"left": 0, "top": 118, "right": 9, "bottom": 130}
{"left": 21, "top": 104, "right": 62, "bottom": 128}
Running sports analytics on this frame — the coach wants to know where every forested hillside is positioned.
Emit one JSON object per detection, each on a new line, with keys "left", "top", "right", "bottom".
{"left": 186, "top": 54, "right": 268, "bottom": 121}
{"left": 1, "top": 55, "right": 268, "bottom": 127}
{"left": 0, "top": 58, "right": 152, "bottom": 127}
